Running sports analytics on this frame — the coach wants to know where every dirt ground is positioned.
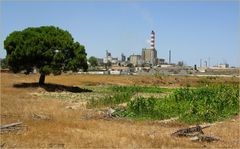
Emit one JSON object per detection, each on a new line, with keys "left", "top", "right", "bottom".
{"left": 1, "top": 73, "right": 239, "bottom": 148}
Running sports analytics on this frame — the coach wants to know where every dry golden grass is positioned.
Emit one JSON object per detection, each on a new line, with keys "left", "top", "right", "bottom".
{"left": 1, "top": 73, "right": 239, "bottom": 148}
{"left": 45, "top": 73, "right": 239, "bottom": 87}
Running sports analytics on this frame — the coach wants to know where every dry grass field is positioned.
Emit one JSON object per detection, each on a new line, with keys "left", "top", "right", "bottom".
{"left": 1, "top": 73, "right": 239, "bottom": 148}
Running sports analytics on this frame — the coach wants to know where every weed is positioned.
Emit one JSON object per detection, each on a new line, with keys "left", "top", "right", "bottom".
{"left": 87, "top": 92, "right": 133, "bottom": 108}
{"left": 110, "top": 86, "right": 172, "bottom": 93}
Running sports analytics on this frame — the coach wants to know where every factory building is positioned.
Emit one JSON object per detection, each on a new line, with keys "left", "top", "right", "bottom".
{"left": 103, "top": 50, "right": 119, "bottom": 64}
{"left": 141, "top": 31, "right": 157, "bottom": 66}
{"left": 129, "top": 54, "right": 142, "bottom": 66}
{"left": 103, "top": 31, "right": 160, "bottom": 68}
{"left": 121, "top": 53, "right": 126, "bottom": 62}
{"left": 103, "top": 50, "right": 112, "bottom": 63}
{"left": 96, "top": 58, "right": 104, "bottom": 65}
{"left": 142, "top": 48, "right": 157, "bottom": 65}
{"left": 157, "top": 58, "right": 166, "bottom": 65}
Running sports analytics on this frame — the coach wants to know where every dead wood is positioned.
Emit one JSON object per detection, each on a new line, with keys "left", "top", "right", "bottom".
{"left": 172, "top": 125, "right": 220, "bottom": 142}
{"left": 0, "top": 122, "right": 24, "bottom": 134}
{"left": 1, "top": 143, "right": 6, "bottom": 148}
{"left": 191, "top": 134, "right": 220, "bottom": 142}
{"left": 106, "top": 108, "right": 116, "bottom": 118}
{"left": 171, "top": 125, "right": 206, "bottom": 137}
{"left": 32, "top": 113, "right": 50, "bottom": 120}
{"left": 0, "top": 122, "right": 22, "bottom": 129}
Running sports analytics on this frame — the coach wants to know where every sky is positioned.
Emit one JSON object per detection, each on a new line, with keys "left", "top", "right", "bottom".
{"left": 1, "top": 0, "right": 239, "bottom": 67}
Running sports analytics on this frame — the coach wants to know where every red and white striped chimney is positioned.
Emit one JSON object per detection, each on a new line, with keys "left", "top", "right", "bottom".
{"left": 151, "top": 30, "right": 155, "bottom": 49}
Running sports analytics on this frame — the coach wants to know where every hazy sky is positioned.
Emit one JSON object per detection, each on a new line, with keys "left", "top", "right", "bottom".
{"left": 1, "top": 0, "right": 239, "bottom": 66}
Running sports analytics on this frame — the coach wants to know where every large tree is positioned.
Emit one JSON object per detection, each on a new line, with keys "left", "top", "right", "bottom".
{"left": 4, "top": 26, "right": 88, "bottom": 85}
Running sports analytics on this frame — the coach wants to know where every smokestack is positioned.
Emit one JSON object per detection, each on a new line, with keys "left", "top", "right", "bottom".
{"left": 106, "top": 50, "right": 108, "bottom": 58}
{"left": 121, "top": 53, "right": 126, "bottom": 62}
{"left": 169, "top": 50, "right": 171, "bottom": 64}
{"left": 200, "top": 59, "right": 202, "bottom": 67}
{"left": 151, "top": 30, "right": 155, "bottom": 49}
{"left": 208, "top": 57, "right": 210, "bottom": 67}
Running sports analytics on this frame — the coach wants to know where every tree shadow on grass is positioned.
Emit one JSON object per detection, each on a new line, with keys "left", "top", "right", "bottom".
{"left": 13, "top": 83, "right": 92, "bottom": 93}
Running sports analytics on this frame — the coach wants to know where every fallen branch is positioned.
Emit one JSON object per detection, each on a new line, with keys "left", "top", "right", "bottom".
{"left": 0, "top": 122, "right": 25, "bottom": 134}
{"left": 0, "top": 122, "right": 23, "bottom": 129}
{"left": 171, "top": 125, "right": 206, "bottom": 137}
{"left": 171, "top": 125, "right": 220, "bottom": 142}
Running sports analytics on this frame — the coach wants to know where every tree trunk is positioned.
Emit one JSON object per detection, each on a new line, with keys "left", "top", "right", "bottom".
{"left": 39, "top": 73, "right": 45, "bottom": 86}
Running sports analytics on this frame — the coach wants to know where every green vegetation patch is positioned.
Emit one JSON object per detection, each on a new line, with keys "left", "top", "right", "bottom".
{"left": 86, "top": 86, "right": 172, "bottom": 109}
{"left": 110, "top": 86, "right": 173, "bottom": 93}
{"left": 87, "top": 92, "right": 133, "bottom": 108}
{"left": 115, "top": 84, "right": 239, "bottom": 123}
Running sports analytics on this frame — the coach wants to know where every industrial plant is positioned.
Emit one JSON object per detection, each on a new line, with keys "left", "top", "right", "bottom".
{"left": 86, "top": 30, "right": 237, "bottom": 76}
{"left": 96, "top": 31, "right": 166, "bottom": 67}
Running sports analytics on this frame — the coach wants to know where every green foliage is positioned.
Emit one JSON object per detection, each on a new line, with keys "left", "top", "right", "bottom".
{"left": 0, "top": 58, "right": 8, "bottom": 69}
{"left": 4, "top": 26, "right": 88, "bottom": 76}
{"left": 88, "top": 56, "right": 98, "bottom": 67}
{"left": 187, "top": 71, "right": 193, "bottom": 74}
{"left": 127, "top": 63, "right": 134, "bottom": 68}
{"left": 127, "top": 97, "right": 163, "bottom": 119}
{"left": 176, "top": 84, "right": 239, "bottom": 123}
{"left": 110, "top": 86, "right": 172, "bottom": 93}
{"left": 117, "top": 84, "right": 239, "bottom": 123}
{"left": 87, "top": 92, "right": 133, "bottom": 108}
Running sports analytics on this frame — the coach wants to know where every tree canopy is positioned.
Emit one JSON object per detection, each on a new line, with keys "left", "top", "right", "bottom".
{"left": 4, "top": 26, "right": 88, "bottom": 85}
{"left": 88, "top": 56, "right": 98, "bottom": 67}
